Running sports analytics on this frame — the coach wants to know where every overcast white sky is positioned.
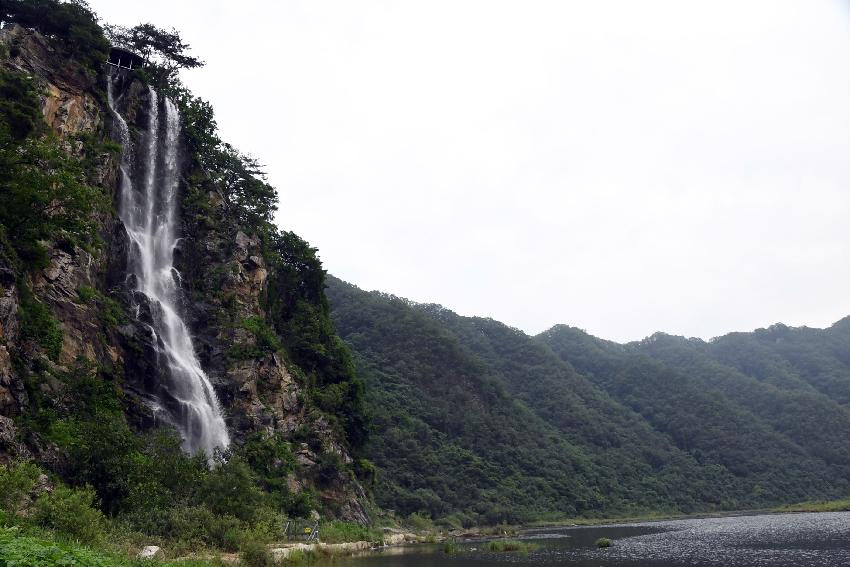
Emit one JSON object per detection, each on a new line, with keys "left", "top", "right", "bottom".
{"left": 90, "top": 0, "right": 850, "bottom": 342}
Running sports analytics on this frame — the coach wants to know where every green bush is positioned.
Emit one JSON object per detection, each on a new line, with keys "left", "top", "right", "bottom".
{"left": 200, "top": 457, "right": 264, "bottom": 523}
{"left": 242, "top": 317, "right": 282, "bottom": 354}
{"left": 0, "top": 69, "right": 42, "bottom": 140}
{"left": 406, "top": 512, "right": 433, "bottom": 531}
{"left": 158, "top": 506, "right": 243, "bottom": 551}
{"left": 353, "top": 458, "right": 376, "bottom": 486}
{"left": 280, "top": 490, "right": 315, "bottom": 520}
{"left": 77, "top": 285, "right": 97, "bottom": 303}
{"left": 34, "top": 485, "right": 108, "bottom": 545}
{"left": 318, "top": 520, "right": 382, "bottom": 544}
{"left": 240, "top": 433, "right": 295, "bottom": 480}
{"left": 18, "top": 292, "right": 63, "bottom": 360}
{"left": 100, "top": 296, "right": 126, "bottom": 326}
{"left": 0, "top": 460, "right": 41, "bottom": 515}
{"left": 595, "top": 537, "right": 612, "bottom": 548}
{"left": 313, "top": 451, "right": 344, "bottom": 487}
{"left": 239, "top": 537, "right": 273, "bottom": 567}
{"left": 227, "top": 317, "right": 284, "bottom": 362}
{"left": 486, "top": 540, "right": 537, "bottom": 553}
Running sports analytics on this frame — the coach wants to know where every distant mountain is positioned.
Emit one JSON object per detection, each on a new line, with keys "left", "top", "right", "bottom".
{"left": 327, "top": 276, "right": 850, "bottom": 526}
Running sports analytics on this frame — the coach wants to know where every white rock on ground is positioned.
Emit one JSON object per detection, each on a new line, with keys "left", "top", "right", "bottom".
{"left": 138, "top": 546, "right": 161, "bottom": 559}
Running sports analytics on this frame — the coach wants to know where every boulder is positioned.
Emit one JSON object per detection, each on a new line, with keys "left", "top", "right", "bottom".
{"left": 137, "top": 546, "right": 161, "bottom": 559}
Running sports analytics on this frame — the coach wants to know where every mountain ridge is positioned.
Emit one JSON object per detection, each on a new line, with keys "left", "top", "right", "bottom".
{"left": 327, "top": 275, "right": 850, "bottom": 525}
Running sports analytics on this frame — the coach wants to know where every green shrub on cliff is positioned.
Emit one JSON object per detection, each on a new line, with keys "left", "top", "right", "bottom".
{"left": 0, "top": 68, "right": 42, "bottom": 140}
{"left": 228, "top": 317, "right": 283, "bottom": 361}
{"left": 18, "top": 284, "right": 63, "bottom": 360}
{"left": 167, "top": 83, "right": 277, "bottom": 226}
{"left": 0, "top": 0, "right": 109, "bottom": 72}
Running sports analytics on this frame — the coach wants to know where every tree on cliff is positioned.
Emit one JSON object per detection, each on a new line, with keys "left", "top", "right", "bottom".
{"left": 105, "top": 22, "right": 203, "bottom": 86}
{"left": 0, "top": 0, "right": 109, "bottom": 70}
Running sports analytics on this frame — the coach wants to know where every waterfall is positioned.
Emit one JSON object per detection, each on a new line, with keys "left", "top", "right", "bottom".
{"left": 107, "top": 77, "right": 230, "bottom": 456}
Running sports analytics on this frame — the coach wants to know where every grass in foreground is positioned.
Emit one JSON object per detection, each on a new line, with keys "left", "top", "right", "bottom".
{"left": 0, "top": 527, "right": 228, "bottom": 567}
{"left": 442, "top": 542, "right": 460, "bottom": 554}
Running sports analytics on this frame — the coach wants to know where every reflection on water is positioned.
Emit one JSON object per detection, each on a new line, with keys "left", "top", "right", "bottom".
{"left": 340, "top": 512, "right": 850, "bottom": 567}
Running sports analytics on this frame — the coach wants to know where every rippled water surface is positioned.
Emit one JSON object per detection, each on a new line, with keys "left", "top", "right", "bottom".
{"left": 341, "top": 512, "right": 850, "bottom": 566}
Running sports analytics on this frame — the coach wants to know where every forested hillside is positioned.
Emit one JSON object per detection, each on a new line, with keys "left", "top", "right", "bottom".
{"left": 327, "top": 277, "right": 850, "bottom": 526}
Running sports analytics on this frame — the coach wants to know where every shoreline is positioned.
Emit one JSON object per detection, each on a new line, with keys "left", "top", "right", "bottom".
{"left": 269, "top": 533, "right": 412, "bottom": 561}
{"left": 176, "top": 507, "right": 850, "bottom": 564}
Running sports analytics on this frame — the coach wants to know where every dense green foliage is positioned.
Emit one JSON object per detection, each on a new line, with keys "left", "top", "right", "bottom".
{"left": 0, "top": 67, "right": 41, "bottom": 139}
{"left": 541, "top": 325, "right": 850, "bottom": 506}
{"left": 0, "top": 0, "right": 109, "bottom": 72}
{"left": 327, "top": 277, "right": 620, "bottom": 525}
{"left": 169, "top": 84, "right": 278, "bottom": 226}
{"left": 265, "top": 232, "right": 368, "bottom": 449}
{"left": 0, "top": 463, "right": 140, "bottom": 564}
{"left": 326, "top": 277, "right": 850, "bottom": 523}
{"left": 0, "top": 455, "right": 380, "bottom": 565}
{"left": 17, "top": 281, "right": 63, "bottom": 360}
{"left": 18, "top": 358, "right": 312, "bottom": 553}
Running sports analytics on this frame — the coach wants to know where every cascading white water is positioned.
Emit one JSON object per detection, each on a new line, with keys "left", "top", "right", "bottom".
{"left": 107, "top": 77, "right": 229, "bottom": 456}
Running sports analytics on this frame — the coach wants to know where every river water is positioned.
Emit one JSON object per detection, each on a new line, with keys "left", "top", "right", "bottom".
{"left": 342, "top": 512, "right": 850, "bottom": 567}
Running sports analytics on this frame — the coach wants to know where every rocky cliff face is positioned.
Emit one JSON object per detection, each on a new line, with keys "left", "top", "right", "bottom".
{"left": 0, "top": 24, "right": 117, "bottom": 424}
{"left": 0, "top": 24, "right": 368, "bottom": 523}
